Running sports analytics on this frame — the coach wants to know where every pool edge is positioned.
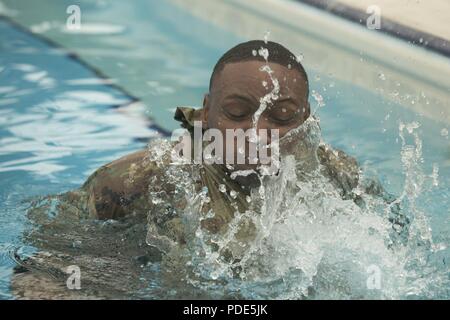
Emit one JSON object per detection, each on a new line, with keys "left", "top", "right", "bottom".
{"left": 295, "top": 0, "right": 450, "bottom": 58}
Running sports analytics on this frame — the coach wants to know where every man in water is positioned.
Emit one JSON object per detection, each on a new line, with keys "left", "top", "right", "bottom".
{"left": 63, "top": 40, "right": 363, "bottom": 219}
{"left": 12, "top": 40, "right": 407, "bottom": 298}
{"left": 56, "top": 41, "right": 373, "bottom": 245}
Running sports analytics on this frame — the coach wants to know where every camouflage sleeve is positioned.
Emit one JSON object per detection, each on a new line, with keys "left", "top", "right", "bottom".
{"left": 317, "top": 145, "right": 409, "bottom": 245}
{"left": 317, "top": 144, "right": 360, "bottom": 199}
{"left": 356, "top": 175, "right": 410, "bottom": 245}
{"left": 79, "top": 149, "right": 156, "bottom": 220}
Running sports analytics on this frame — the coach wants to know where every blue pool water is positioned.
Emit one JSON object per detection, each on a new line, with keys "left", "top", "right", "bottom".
{"left": 0, "top": 17, "right": 160, "bottom": 298}
{"left": 0, "top": 0, "right": 449, "bottom": 299}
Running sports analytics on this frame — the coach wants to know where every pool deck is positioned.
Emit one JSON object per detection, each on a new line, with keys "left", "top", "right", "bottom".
{"left": 297, "top": 0, "right": 450, "bottom": 57}
{"left": 335, "top": 0, "right": 450, "bottom": 42}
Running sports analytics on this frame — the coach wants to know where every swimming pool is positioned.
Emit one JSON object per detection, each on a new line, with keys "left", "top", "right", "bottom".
{"left": 0, "top": 0, "right": 449, "bottom": 299}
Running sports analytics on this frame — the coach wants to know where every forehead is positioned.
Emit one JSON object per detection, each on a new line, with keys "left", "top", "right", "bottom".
{"left": 211, "top": 60, "right": 307, "bottom": 101}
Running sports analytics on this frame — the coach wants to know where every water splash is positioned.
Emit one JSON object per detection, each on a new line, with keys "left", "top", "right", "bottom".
{"left": 136, "top": 41, "right": 448, "bottom": 298}
{"left": 146, "top": 118, "right": 448, "bottom": 299}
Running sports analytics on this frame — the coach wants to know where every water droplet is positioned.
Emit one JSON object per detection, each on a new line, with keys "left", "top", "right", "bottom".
{"left": 311, "top": 90, "right": 325, "bottom": 108}
{"left": 264, "top": 30, "right": 270, "bottom": 44}
{"left": 72, "top": 240, "right": 82, "bottom": 249}
{"left": 431, "top": 163, "right": 439, "bottom": 186}
{"left": 258, "top": 47, "right": 269, "bottom": 61}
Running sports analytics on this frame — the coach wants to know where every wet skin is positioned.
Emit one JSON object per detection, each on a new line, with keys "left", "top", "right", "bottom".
{"left": 201, "top": 60, "right": 310, "bottom": 183}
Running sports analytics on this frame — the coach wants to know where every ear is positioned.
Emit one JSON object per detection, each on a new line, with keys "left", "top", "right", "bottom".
{"left": 304, "top": 101, "right": 311, "bottom": 120}
{"left": 202, "top": 93, "right": 210, "bottom": 129}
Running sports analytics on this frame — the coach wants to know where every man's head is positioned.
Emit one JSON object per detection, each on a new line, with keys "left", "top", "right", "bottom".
{"left": 201, "top": 40, "right": 310, "bottom": 174}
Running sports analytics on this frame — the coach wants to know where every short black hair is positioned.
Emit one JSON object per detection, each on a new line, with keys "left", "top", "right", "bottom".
{"left": 209, "top": 40, "right": 309, "bottom": 98}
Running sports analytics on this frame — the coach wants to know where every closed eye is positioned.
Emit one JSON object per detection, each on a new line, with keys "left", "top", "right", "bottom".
{"left": 268, "top": 108, "right": 298, "bottom": 123}
{"left": 223, "top": 104, "right": 253, "bottom": 121}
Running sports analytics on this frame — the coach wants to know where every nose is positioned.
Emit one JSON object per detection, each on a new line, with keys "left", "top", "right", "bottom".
{"left": 243, "top": 118, "right": 278, "bottom": 145}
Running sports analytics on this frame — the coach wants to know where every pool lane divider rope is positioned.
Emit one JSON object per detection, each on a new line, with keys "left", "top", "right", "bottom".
{"left": 296, "top": 0, "right": 450, "bottom": 58}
